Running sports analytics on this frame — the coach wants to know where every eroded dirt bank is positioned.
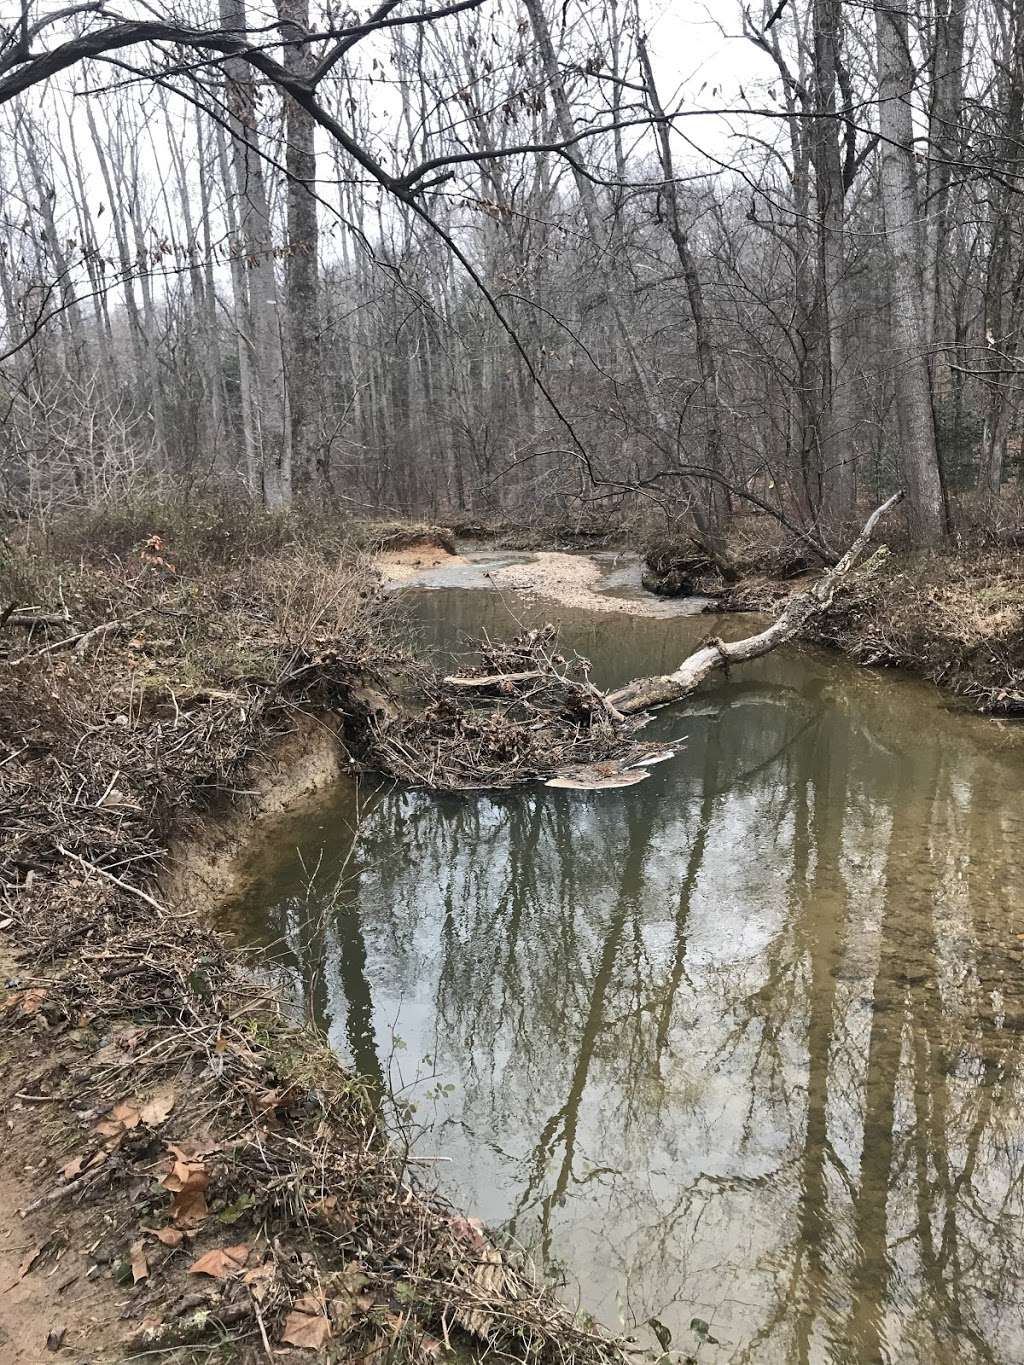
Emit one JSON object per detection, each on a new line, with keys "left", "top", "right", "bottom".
{"left": 0, "top": 526, "right": 623, "bottom": 1365}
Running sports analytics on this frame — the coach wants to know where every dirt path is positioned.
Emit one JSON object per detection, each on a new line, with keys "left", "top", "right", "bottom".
{"left": 0, "top": 1165, "right": 120, "bottom": 1363}
{"left": 0, "top": 939, "right": 120, "bottom": 1363}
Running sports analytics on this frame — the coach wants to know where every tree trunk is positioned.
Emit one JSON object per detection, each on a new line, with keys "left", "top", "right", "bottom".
{"left": 636, "top": 35, "right": 731, "bottom": 542}
{"left": 276, "top": 0, "right": 320, "bottom": 491}
{"left": 874, "top": 3, "right": 947, "bottom": 543}
{"left": 606, "top": 491, "right": 902, "bottom": 714}
{"left": 219, "top": 0, "right": 289, "bottom": 507}
{"left": 811, "top": 0, "right": 857, "bottom": 528}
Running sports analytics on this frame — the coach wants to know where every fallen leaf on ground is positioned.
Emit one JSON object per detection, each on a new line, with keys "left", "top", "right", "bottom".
{"left": 152, "top": 1227, "right": 184, "bottom": 1247}
{"left": 161, "top": 1146, "right": 206, "bottom": 1192}
{"left": 129, "top": 1240, "right": 149, "bottom": 1283}
{"left": 450, "top": 1215, "right": 488, "bottom": 1251}
{"left": 280, "top": 1295, "right": 332, "bottom": 1349}
{"left": 62, "top": 1156, "right": 85, "bottom": 1180}
{"left": 94, "top": 1099, "right": 142, "bottom": 1144}
{"left": 243, "top": 1262, "right": 275, "bottom": 1300}
{"left": 161, "top": 1145, "right": 211, "bottom": 1227}
{"left": 171, "top": 1189, "right": 209, "bottom": 1227}
{"left": 6, "top": 987, "right": 48, "bottom": 1017}
{"left": 139, "top": 1086, "right": 176, "bottom": 1127}
{"left": 187, "top": 1243, "right": 249, "bottom": 1279}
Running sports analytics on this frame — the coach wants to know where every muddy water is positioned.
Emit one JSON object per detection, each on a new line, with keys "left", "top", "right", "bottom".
{"left": 224, "top": 559, "right": 1024, "bottom": 1365}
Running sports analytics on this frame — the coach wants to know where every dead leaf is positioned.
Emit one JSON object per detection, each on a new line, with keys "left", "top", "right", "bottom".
{"left": 161, "top": 1145, "right": 209, "bottom": 1195}
{"left": 243, "top": 1262, "right": 276, "bottom": 1301}
{"left": 450, "top": 1215, "right": 488, "bottom": 1251}
{"left": 171, "top": 1188, "right": 209, "bottom": 1228}
{"left": 62, "top": 1156, "right": 84, "bottom": 1180}
{"left": 94, "top": 1099, "right": 141, "bottom": 1144}
{"left": 280, "top": 1295, "right": 332, "bottom": 1349}
{"left": 6, "top": 987, "right": 48, "bottom": 1018}
{"left": 153, "top": 1227, "right": 184, "bottom": 1247}
{"left": 129, "top": 1240, "right": 149, "bottom": 1284}
{"left": 187, "top": 1243, "right": 249, "bottom": 1280}
{"left": 139, "top": 1086, "right": 175, "bottom": 1127}
{"left": 161, "top": 1145, "right": 211, "bottom": 1227}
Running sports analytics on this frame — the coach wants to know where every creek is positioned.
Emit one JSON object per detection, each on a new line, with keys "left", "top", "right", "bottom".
{"left": 219, "top": 551, "right": 1024, "bottom": 1365}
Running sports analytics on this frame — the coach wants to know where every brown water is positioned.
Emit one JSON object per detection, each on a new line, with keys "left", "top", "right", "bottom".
{"left": 222, "top": 562, "right": 1024, "bottom": 1365}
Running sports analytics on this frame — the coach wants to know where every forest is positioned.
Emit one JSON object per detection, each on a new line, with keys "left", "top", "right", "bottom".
{"left": 0, "top": 0, "right": 1018, "bottom": 556}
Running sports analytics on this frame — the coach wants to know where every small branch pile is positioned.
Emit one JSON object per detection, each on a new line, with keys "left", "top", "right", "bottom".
{"left": 348, "top": 625, "right": 677, "bottom": 790}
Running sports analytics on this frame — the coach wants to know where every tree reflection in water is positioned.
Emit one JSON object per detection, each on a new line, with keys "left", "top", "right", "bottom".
{"left": 229, "top": 593, "right": 1024, "bottom": 1365}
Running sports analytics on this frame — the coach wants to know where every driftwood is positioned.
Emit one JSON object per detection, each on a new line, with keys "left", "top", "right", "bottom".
{"left": 443, "top": 668, "right": 544, "bottom": 689}
{"left": 1, "top": 610, "right": 68, "bottom": 629}
{"left": 606, "top": 491, "right": 904, "bottom": 715}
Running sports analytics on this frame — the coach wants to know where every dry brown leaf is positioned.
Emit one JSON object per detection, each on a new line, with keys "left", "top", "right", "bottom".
{"left": 450, "top": 1215, "right": 487, "bottom": 1252}
{"left": 161, "top": 1146, "right": 209, "bottom": 1196}
{"left": 161, "top": 1147, "right": 212, "bottom": 1226}
{"left": 187, "top": 1243, "right": 249, "bottom": 1280}
{"left": 242, "top": 1262, "right": 276, "bottom": 1301}
{"left": 94, "top": 1099, "right": 141, "bottom": 1143}
{"left": 280, "top": 1296, "right": 331, "bottom": 1350}
{"left": 129, "top": 1240, "right": 149, "bottom": 1284}
{"left": 62, "top": 1156, "right": 84, "bottom": 1180}
{"left": 139, "top": 1086, "right": 176, "bottom": 1127}
{"left": 171, "top": 1189, "right": 209, "bottom": 1228}
{"left": 6, "top": 987, "right": 48, "bottom": 1018}
{"left": 153, "top": 1227, "right": 184, "bottom": 1248}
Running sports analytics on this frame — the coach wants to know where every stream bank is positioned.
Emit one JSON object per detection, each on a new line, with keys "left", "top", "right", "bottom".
{"left": 0, "top": 531, "right": 624, "bottom": 1365}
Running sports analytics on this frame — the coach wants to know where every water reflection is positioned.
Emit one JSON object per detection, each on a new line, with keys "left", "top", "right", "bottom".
{"left": 226, "top": 588, "right": 1024, "bottom": 1364}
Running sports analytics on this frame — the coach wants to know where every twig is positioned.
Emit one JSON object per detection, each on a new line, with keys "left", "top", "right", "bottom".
{"left": 19, "top": 1169, "right": 99, "bottom": 1216}
{"left": 55, "top": 844, "right": 167, "bottom": 920}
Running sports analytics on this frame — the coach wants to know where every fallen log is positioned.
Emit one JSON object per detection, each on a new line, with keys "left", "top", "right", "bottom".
{"left": 607, "top": 491, "right": 903, "bottom": 715}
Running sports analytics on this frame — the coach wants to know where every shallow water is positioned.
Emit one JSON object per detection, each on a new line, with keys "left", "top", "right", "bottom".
{"left": 224, "top": 560, "right": 1024, "bottom": 1364}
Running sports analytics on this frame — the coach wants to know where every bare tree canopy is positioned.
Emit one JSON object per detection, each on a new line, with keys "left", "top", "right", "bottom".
{"left": 0, "top": 0, "right": 1021, "bottom": 547}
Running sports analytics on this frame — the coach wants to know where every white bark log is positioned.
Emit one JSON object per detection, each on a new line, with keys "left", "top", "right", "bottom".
{"left": 606, "top": 491, "right": 903, "bottom": 715}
